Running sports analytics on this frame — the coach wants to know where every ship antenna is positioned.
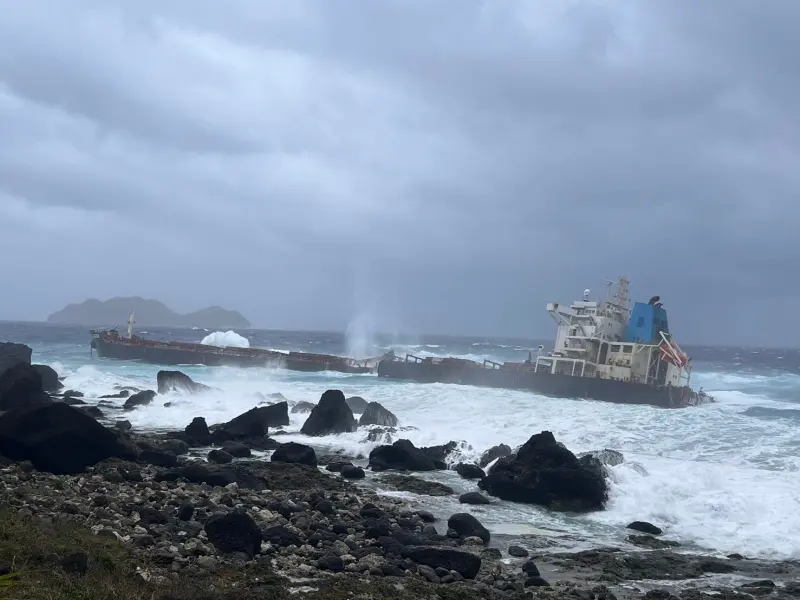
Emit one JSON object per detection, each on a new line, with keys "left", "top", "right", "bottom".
{"left": 127, "top": 311, "right": 135, "bottom": 339}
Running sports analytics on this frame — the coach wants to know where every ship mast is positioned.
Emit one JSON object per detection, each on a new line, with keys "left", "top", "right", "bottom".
{"left": 127, "top": 311, "right": 135, "bottom": 339}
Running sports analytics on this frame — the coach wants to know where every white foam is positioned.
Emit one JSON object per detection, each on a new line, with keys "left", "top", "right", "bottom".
{"left": 200, "top": 331, "right": 250, "bottom": 348}
{"left": 56, "top": 356, "right": 800, "bottom": 560}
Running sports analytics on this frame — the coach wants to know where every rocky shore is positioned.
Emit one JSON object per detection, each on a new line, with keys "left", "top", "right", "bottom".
{"left": 0, "top": 347, "right": 798, "bottom": 600}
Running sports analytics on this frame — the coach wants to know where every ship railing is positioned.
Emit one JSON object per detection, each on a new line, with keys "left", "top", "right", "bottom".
{"left": 483, "top": 359, "right": 502, "bottom": 370}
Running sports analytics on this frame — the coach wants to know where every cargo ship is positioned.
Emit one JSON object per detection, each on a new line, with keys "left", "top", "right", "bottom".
{"left": 90, "top": 314, "right": 383, "bottom": 374}
{"left": 377, "top": 277, "right": 712, "bottom": 408}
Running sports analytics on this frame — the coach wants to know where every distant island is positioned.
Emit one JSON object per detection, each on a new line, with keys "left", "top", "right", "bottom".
{"left": 46, "top": 297, "right": 251, "bottom": 329}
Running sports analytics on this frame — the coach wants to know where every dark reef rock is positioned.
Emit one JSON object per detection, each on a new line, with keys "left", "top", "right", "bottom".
{"left": 478, "top": 430, "right": 608, "bottom": 512}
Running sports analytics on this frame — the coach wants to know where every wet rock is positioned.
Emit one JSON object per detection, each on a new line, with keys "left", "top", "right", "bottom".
{"left": 100, "top": 390, "right": 129, "bottom": 399}
{"left": 379, "top": 474, "right": 454, "bottom": 496}
{"left": 300, "top": 390, "right": 358, "bottom": 436}
{"left": 138, "top": 449, "right": 179, "bottom": 468}
{"left": 0, "top": 402, "right": 136, "bottom": 474}
{"left": 479, "top": 444, "right": 512, "bottom": 468}
{"left": 78, "top": 406, "right": 104, "bottom": 419}
{"left": 325, "top": 461, "right": 353, "bottom": 473}
{"left": 448, "top": 513, "right": 490, "bottom": 545}
{"left": 32, "top": 364, "right": 62, "bottom": 392}
{"left": 345, "top": 396, "right": 369, "bottom": 413}
{"left": 522, "top": 560, "right": 540, "bottom": 576}
{"left": 184, "top": 417, "right": 212, "bottom": 445}
{"left": 421, "top": 441, "right": 458, "bottom": 469}
{"left": 0, "top": 342, "right": 32, "bottom": 377}
{"left": 579, "top": 448, "right": 625, "bottom": 467}
{"left": 524, "top": 576, "right": 551, "bottom": 588}
{"left": 359, "top": 402, "right": 398, "bottom": 427}
{"left": 478, "top": 430, "right": 608, "bottom": 512}
{"left": 0, "top": 362, "right": 52, "bottom": 411}
{"left": 211, "top": 402, "right": 289, "bottom": 441}
{"left": 291, "top": 401, "right": 316, "bottom": 413}
{"left": 317, "top": 554, "right": 345, "bottom": 572}
{"left": 369, "top": 439, "right": 437, "bottom": 472}
{"left": 221, "top": 441, "right": 252, "bottom": 458}
{"left": 365, "top": 426, "right": 396, "bottom": 444}
{"left": 114, "top": 420, "right": 132, "bottom": 431}
{"left": 341, "top": 465, "right": 365, "bottom": 479}
{"left": 123, "top": 390, "right": 157, "bottom": 410}
{"left": 204, "top": 512, "right": 262, "bottom": 558}
{"left": 508, "top": 545, "right": 529, "bottom": 558}
{"left": 156, "top": 370, "right": 213, "bottom": 395}
{"left": 262, "top": 525, "right": 304, "bottom": 548}
{"left": 208, "top": 449, "right": 234, "bottom": 464}
{"left": 402, "top": 546, "right": 481, "bottom": 579}
{"left": 455, "top": 463, "right": 485, "bottom": 479}
{"left": 271, "top": 442, "right": 317, "bottom": 467}
{"left": 628, "top": 535, "right": 680, "bottom": 550}
{"left": 459, "top": 492, "right": 491, "bottom": 505}
{"left": 628, "top": 521, "right": 663, "bottom": 535}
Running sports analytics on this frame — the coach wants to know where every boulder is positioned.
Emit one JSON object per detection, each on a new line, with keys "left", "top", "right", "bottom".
{"left": 204, "top": 512, "right": 262, "bottom": 558}
{"left": 123, "top": 390, "right": 157, "bottom": 410}
{"left": 0, "top": 342, "right": 32, "bottom": 377}
{"left": 448, "top": 513, "right": 490, "bottom": 545}
{"left": 211, "top": 402, "right": 289, "bottom": 441}
{"left": 345, "top": 395, "right": 369, "bottom": 413}
{"left": 579, "top": 449, "right": 624, "bottom": 467}
{"left": 401, "top": 546, "right": 481, "bottom": 579}
{"left": 368, "top": 439, "right": 437, "bottom": 472}
{"left": 0, "top": 402, "right": 136, "bottom": 474}
{"left": 421, "top": 441, "right": 458, "bottom": 469}
{"left": 455, "top": 463, "right": 485, "bottom": 479}
{"left": 208, "top": 449, "right": 233, "bottom": 464}
{"left": 32, "top": 364, "right": 62, "bottom": 392}
{"left": 627, "top": 521, "right": 663, "bottom": 535}
{"left": 221, "top": 441, "right": 252, "bottom": 458}
{"left": 479, "top": 444, "right": 512, "bottom": 468}
{"left": 156, "top": 370, "right": 212, "bottom": 395}
{"left": 459, "top": 492, "right": 491, "bottom": 505}
{"left": 290, "top": 401, "right": 316, "bottom": 413}
{"left": 185, "top": 417, "right": 212, "bottom": 445}
{"left": 379, "top": 474, "right": 453, "bottom": 496}
{"left": 340, "top": 465, "right": 365, "bottom": 479}
{"left": 300, "top": 390, "right": 357, "bottom": 436}
{"left": 478, "top": 431, "right": 608, "bottom": 512}
{"left": 0, "top": 363, "right": 52, "bottom": 411}
{"left": 271, "top": 441, "right": 317, "bottom": 467}
{"left": 358, "top": 402, "right": 398, "bottom": 427}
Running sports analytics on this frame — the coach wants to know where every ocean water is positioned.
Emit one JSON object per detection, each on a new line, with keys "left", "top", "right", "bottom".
{"left": 2, "top": 321, "right": 800, "bottom": 560}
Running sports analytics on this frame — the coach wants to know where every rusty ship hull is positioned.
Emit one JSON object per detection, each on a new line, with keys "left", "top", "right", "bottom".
{"left": 90, "top": 330, "right": 376, "bottom": 374}
{"left": 376, "top": 355, "right": 710, "bottom": 408}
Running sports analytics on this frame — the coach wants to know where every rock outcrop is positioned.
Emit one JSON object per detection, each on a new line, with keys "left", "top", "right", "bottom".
{"left": 359, "top": 401, "right": 398, "bottom": 427}
{"left": 32, "top": 364, "right": 62, "bottom": 392}
{"left": 478, "top": 430, "right": 608, "bottom": 512}
{"left": 123, "top": 390, "right": 157, "bottom": 410}
{"left": 0, "top": 362, "right": 52, "bottom": 411}
{"left": 156, "top": 370, "right": 213, "bottom": 395}
{"left": 0, "top": 342, "right": 32, "bottom": 377}
{"left": 345, "top": 396, "right": 369, "bottom": 413}
{"left": 211, "top": 402, "right": 289, "bottom": 441}
{"left": 0, "top": 402, "right": 136, "bottom": 474}
{"left": 368, "top": 439, "right": 437, "bottom": 472}
{"left": 300, "top": 390, "right": 357, "bottom": 436}
{"left": 271, "top": 442, "right": 317, "bottom": 467}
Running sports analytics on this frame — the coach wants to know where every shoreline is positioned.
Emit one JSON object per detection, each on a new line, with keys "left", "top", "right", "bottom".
{"left": 1, "top": 444, "right": 798, "bottom": 600}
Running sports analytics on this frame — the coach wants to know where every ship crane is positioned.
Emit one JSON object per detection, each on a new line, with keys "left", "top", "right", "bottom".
{"left": 126, "top": 311, "right": 135, "bottom": 339}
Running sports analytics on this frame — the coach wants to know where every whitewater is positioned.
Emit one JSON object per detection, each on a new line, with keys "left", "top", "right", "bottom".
{"left": 3, "top": 322, "right": 800, "bottom": 562}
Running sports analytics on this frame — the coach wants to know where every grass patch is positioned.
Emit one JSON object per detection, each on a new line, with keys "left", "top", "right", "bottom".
{"left": 0, "top": 507, "right": 285, "bottom": 600}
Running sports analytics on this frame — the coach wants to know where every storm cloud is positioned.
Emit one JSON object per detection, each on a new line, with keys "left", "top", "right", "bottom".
{"left": 0, "top": 0, "right": 797, "bottom": 346}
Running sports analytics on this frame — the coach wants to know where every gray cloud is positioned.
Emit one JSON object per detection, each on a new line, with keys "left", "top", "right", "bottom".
{"left": 0, "top": 0, "right": 797, "bottom": 346}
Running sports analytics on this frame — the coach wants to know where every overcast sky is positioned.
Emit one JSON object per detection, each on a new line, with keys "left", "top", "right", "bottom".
{"left": 0, "top": 1, "right": 797, "bottom": 346}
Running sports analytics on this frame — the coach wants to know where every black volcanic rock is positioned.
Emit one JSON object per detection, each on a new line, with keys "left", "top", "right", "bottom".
{"left": 123, "top": 390, "right": 157, "bottom": 410}
{"left": 156, "top": 370, "right": 212, "bottom": 395}
{"left": 204, "top": 512, "right": 262, "bottom": 558}
{"left": 0, "top": 363, "right": 52, "bottom": 411}
{"left": 358, "top": 401, "right": 398, "bottom": 427}
{"left": 32, "top": 364, "right": 62, "bottom": 392}
{"left": 300, "top": 390, "right": 357, "bottom": 436}
{"left": 0, "top": 342, "right": 32, "bottom": 377}
{"left": 448, "top": 512, "right": 490, "bottom": 544}
{"left": 184, "top": 417, "right": 212, "bottom": 445}
{"left": 212, "top": 402, "right": 289, "bottom": 441}
{"left": 271, "top": 442, "right": 317, "bottom": 467}
{"left": 368, "top": 439, "right": 437, "bottom": 472}
{"left": 478, "top": 430, "right": 608, "bottom": 512}
{"left": 455, "top": 462, "right": 485, "bottom": 479}
{"left": 345, "top": 395, "right": 369, "bottom": 413}
{"left": 0, "top": 402, "right": 136, "bottom": 474}
{"left": 479, "top": 443, "right": 512, "bottom": 467}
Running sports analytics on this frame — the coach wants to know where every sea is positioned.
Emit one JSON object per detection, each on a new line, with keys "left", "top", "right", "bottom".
{"left": 2, "top": 321, "right": 799, "bottom": 562}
